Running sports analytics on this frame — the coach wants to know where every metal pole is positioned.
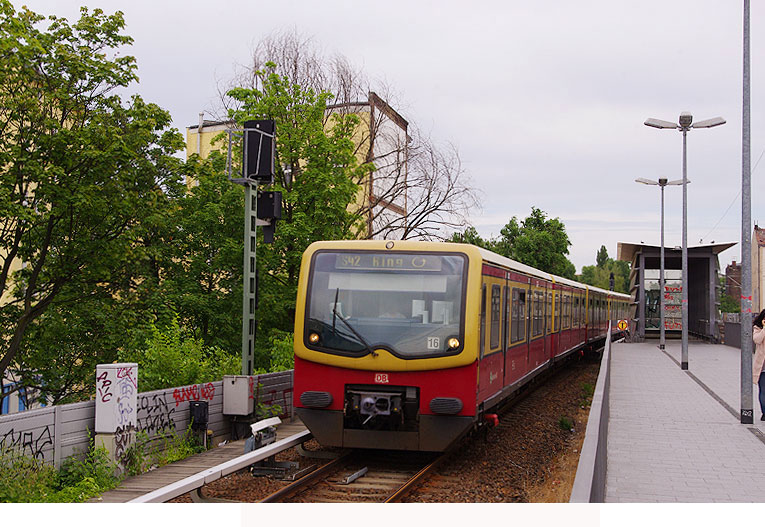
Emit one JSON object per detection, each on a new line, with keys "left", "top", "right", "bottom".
{"left": 241, "top": 183, "right": 257, "bottom": 375}
{"left": 660, "top": 183, "right": 666, "bottom": 350}
{"left": 681, "top": 128, "right": 689, "bottom": 370}
{"left": 741, "top": 0, "right": 754, "bottom": 424}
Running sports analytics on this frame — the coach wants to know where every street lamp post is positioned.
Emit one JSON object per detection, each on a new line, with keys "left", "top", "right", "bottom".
{"left": 645, "top": 113, "right": 725, "bottom": 370}
{"left": 635, "top": 177, "right": 684, "bottom": 350}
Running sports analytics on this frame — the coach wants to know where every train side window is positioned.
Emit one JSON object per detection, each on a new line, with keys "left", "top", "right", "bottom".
{"left": 546, "top": 293, "right": 552, "bottom": 334}
{"left": 510, "top": 288, "right": 519, "bottom": 343}
{"left": 490, "top": 284, "right": 500, "bottom": 349}
{"left": 511, "top": 288, "right": 526, "bottom": 343}
{"left": 504, "top": 286, "right": 510, "bottom": 349}
{"left": 563, "top": 294, "right": 570, "bottom": 329}
{"left": 554, "top": 292, "right": 561, "bottom": 332}
{"left": 573, "top": 296, "right": 579, "bottom": 327}
{"left": 532, "top": 291, "right": 542, "bottom": 337}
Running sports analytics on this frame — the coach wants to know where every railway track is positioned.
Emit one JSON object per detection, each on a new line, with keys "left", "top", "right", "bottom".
{"left": 260, "top": 450, "right": 444, "bottom": 503}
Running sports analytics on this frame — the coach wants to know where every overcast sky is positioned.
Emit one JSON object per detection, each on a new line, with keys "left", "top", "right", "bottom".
{"left": 16, "top": 0, "right": 765, "bottom": 273}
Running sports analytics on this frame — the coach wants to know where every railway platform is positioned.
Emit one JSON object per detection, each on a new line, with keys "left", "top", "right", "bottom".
{"left": 93, "top": 418, "right": 308, "bottom": 503}
{"left": 606, "top": 340, "right": 765, "bottom": 502}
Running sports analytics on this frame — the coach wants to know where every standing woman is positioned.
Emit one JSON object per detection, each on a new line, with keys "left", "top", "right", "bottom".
{"left": 753, "top": 309, "right": 765, "bottom": 420}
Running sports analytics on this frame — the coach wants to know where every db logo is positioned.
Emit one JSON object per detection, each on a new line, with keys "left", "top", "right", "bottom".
{"left": 374, "top": 373, "right": 389, "bottom": 384}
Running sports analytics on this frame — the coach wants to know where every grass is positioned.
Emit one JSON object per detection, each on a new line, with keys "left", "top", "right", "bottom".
{"left": 558, "top": 416, "right": 573, "bottom": 431}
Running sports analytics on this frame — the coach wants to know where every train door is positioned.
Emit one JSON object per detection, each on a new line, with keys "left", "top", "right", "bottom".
{"left": 478, "top": 272, "right": 505, "bottom": 403}
{"left": 529, "top": 284, "right": 545, "bottom": 371}
{"left": 505, "top": 281, "right": 529, "bottom": 386}
{"left": 544, "top": 288, "right": 553, "bottom": 365}
{"left": 585, "top": 288, "right": 592, "bottom": 343}
{"left": 480, "top": 285, "right": 486, "bottom": 356}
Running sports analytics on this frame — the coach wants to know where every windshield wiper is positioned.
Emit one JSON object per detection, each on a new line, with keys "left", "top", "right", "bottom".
{"left": 332, "top": 287, "right": 339, "bottom": 335}
{"left": 332, "top": 304, "right": 378, "bottom": 358}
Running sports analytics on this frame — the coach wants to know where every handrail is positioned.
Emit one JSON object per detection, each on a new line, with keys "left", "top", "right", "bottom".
{"left": 569, "top": 322, "right": 613, "bottom": 503}
{"left": 128, "top": 429, "right": 312, "bottom": 503}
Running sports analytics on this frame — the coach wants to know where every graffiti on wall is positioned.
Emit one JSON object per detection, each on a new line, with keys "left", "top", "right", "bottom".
{"left": 115, "top": 366, "right": 137, "bottom": 428}
{"left": 97, "top": 370, "right": 113, "bottom": 403}
{"left": 136, "top": 393, "right": 177, "bottom": 435}
{"left": 171, "top": 383, "right": 215, "bottom": 407}
{"left": 114, "top": 423, "right": 136, "bottom": 463}
{"left": 96, "top": 364, "right": 137, "bottom": 434}
{"left": 0, "top": 426, "right": 53, "bottom": 461}
{"left": 247, "top": 375, "right": 293, "bottom": 418}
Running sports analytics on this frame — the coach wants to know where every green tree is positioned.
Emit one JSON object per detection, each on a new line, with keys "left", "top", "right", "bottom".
{"left": 719, "top": 293, "right": 740, "bottom": 314}
{"left": 447, "top": 226, "right": 490, "bottom": 249}
{"left": 579, "top": 247, "right": 630, "bottom": 293}
{"left": 0, "top": 4, "right": 185, "bottom": 387}
{"left": 164, "top": 152, "right": 244, "bottom": 353}
{"left": 118, "top": 318, "right": 239, "bottom": 392}
{"left": 596, "top": 245, "right": 609, "bottom": 268}
{"left": 492, "top": 207, "right": 576, "bottom": 279}
{"left": 227, "top": 63, "right": 373, "bottom": 365}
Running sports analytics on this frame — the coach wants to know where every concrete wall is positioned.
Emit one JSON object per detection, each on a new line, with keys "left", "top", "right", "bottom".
{"left": 0, "top": 370, "right": 294, "bottom": 468}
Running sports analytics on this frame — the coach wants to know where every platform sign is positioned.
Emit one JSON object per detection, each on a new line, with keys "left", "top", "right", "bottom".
{"left": 617, "top": 319, "right": 628, "bottom": 331}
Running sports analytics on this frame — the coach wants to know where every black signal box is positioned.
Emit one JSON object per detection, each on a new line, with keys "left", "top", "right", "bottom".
{"left": 242, "top": 120, "right": 275, "bottom": 183}
{"left": 257, "top": 191, "right": 282, "bottom": 220}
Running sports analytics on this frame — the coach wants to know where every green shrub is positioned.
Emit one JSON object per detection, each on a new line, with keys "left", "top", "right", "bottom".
{"left": 268, "top": 330, "right": 294, "bottom": 372}
{"left": 558, "top": 416, "right": 573, "bottom": 431}
{"left": 120, "top": 426, "right": 204, "bottom": 476}
{"left": 580, "top": 382, "right": 595, "bottom": 407}
{"left": 0, "top": 446, "right": 58, "bottom": 502}
{"left": 0, "top": 440, "right": 121, "bottom": 503}
{"left": 119, "top": 317, "right": 239, "bottom": 391}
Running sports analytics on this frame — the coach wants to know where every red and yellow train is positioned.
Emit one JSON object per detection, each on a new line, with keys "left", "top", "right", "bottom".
{"left": 293, "top": 240, "right": 630, "bottom": 452}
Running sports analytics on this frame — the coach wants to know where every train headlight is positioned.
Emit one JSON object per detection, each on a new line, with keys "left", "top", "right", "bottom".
{"left": 447, "top": 337, "right": 460, "bottom": 350}
{"left": 308, "top": 332, "right": 320, "bottom": 345}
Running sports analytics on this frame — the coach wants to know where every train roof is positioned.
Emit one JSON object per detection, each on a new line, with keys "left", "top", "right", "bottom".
{"left": 477, "top": 246, "right": 630, "bottom": 299}
{"left": 476, "top": 246, "right": 552, "bottom": 281}
{"left": 304, "top": 240, "right": 630, "bottom": 299}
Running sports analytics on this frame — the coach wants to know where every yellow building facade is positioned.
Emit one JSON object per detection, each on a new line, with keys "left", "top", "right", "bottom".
{"left": 184, "top": 92, "right": 409, "bottom": 239}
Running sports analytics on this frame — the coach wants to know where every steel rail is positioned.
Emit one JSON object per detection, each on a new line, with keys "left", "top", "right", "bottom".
{"left": 258, "top": 452, "right": 353, "bottom": 503}
{"left": 384, "top": 454, "right": 446, "bottom": 503}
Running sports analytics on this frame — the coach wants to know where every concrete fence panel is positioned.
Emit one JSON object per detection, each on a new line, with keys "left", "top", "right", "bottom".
{"left": 0, "top": 370, "right": 296, "bottom": 468}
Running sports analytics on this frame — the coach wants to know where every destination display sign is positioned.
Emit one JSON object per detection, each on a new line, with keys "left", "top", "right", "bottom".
{"left": 335, "top": 253, "right": 442, "bottom": 272}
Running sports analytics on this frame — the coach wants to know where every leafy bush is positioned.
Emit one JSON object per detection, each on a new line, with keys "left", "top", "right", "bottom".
{"left": 121, "top": 426, "right": 204, "bottom": 476}
{"left": 119, "top": 317, "right": 239, "bottom": 391}
{"left": 0, "top": 441, "right": 121, "bottom": 503}
{"left": 158, "top": 426, "right": 205, "bottom": 465}
{"left": 0, "top": 446, "right": 58, "bottom": 502}
{"left": 58, "top": 442, "right": 119, "bottom": 490}
{"left": 268, "top": 330, "right": 294, "bottom": 372}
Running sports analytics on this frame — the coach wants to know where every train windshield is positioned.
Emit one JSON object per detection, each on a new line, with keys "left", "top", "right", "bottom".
{"left": 305, "top": 251, "right": 467, "bottom": 358}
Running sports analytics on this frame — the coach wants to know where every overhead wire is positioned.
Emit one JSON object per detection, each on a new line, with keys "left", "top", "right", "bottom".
{"left": 699, "top": 147, "right": 765, "bottom": 242}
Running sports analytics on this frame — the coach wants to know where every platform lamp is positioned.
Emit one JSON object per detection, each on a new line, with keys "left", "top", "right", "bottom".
{"left": 644, "top": 113, "right": 725, "bottom": 370}
{"left": 635, "top": 177, "right": 685, "bottom": 350}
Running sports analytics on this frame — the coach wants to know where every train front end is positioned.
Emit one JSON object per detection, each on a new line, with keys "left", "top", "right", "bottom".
{"left": 293, "top": 240, "right": 481, "bottom": 451}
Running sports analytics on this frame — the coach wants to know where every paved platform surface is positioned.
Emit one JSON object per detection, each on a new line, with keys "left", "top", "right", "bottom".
{"left": 94, "top": 418, "right": 307, "bottom": 503}
{"left": 606, "top": 340, "right": 765, "bottom": 502}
